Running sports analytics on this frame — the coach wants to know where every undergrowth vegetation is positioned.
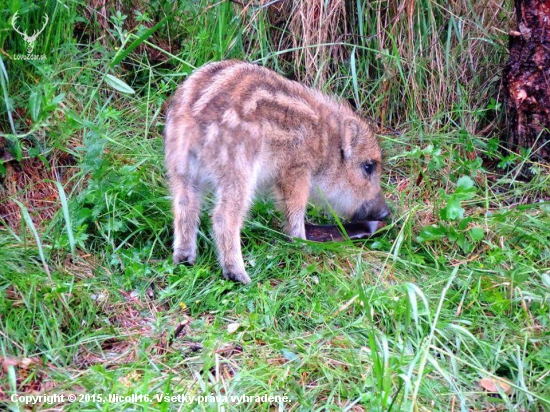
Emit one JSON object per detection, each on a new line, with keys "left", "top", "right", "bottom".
{"left": 1, "top": 0, "right": 549, "bottom": 411}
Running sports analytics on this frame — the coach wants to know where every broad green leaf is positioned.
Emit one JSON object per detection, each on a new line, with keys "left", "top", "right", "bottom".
{"left": 444, "top": 198, "right": 464, "bottom": 221}
{"left": 458, "top": 217, "right": 473, "bottom": 230}
{"left": 227, "top": 322, "right": 240, "bottom": 334}
{"left": 281, "top": 349, "right": 299, "bottom": 362}
{"left": 447, "top": 226, "right": 459, "bottom": 241}
{"left": 29, "top": 89, "right": 41, "bottom": 122}
{"left": 457, "top": 234, "right": 472, "bottom": 253}
{"left": 456, "top": 175, "right": 474, "bottom": 190}
{"left": 43, "top": 93, "right": 65, "bottom": 112}
{"left": 417, "top": 225, "right": 447, "bottom": 242}
{"left": 12, "top": 139, "right": 22, "bottom": 161}
{"left": 105, "top": 74, "right": 135, "bottom": 94}
{"left": 469, "top": 227, "right": 485, "bottom": 241}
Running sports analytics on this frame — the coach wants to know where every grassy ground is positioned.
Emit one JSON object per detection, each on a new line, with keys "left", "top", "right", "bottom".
{"left": 1, "top": 1, "right": 550, "bottom": 411}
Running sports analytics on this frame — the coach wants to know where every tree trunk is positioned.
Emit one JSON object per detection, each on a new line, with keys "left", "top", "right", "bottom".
{"left": 503, "top": 0, "right": 550, "bottom": 162}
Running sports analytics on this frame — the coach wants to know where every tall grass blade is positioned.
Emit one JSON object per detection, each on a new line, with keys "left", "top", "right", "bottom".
{"left": 13, "top": 199, "right": 51, "bottom": 278}
{"left": 52, "top": 180, "right": 76, "bottom": 256}
{"left": 0, "top": 56, "right": 16, "bottom": 134}
{"left": 350, "top": 46, "right": 360, "bottom": 107}
{"left": 410, "top": 266, "right": 459, "bottom": 410}
{"left": 110, "top": 14, "right": 172, "bottom": 68}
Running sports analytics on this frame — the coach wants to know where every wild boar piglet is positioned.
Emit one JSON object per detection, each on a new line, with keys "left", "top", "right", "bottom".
{"left": 165, "top": 60, "right": 390, "bottom": 284}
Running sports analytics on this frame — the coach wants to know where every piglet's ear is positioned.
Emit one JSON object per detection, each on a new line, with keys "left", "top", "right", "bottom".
{"left": 342, "top": 119, "right": 359, "bottom": 160}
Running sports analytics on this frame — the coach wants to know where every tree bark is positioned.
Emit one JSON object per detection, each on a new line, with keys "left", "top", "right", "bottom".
{"left": 503, "top": 0, "right": 550, "bottom": 161}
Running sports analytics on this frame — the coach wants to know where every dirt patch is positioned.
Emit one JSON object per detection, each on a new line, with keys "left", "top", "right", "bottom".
{"left": 0, "top": 150, "right": 77, "bottom": 230}
{"left": 0, "top": 356, "right": 56, "bottom": 401}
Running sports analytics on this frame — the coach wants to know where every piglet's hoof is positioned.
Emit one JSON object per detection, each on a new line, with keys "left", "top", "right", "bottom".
{"left": 305, "top": 220, "right": 386, "bottom": 242}
{"left": 223, "top": 270, "right": 251, "bottom": 284}
{"left": 173, "top": 249, "right": 196, "bottom": 265}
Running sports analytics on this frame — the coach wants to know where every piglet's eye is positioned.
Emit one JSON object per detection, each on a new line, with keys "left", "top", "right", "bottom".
{"left": 362, "top": 162, "right": 376, "bottom": 176}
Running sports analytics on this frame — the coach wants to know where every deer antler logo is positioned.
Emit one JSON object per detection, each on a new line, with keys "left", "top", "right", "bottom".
{"left": 11, "top": 11, "right": 49, "bottom": 55}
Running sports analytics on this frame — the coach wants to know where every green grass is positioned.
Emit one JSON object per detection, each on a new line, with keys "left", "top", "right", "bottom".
{"left": 1, "top": 0, "right": 550, "bottom": 411}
